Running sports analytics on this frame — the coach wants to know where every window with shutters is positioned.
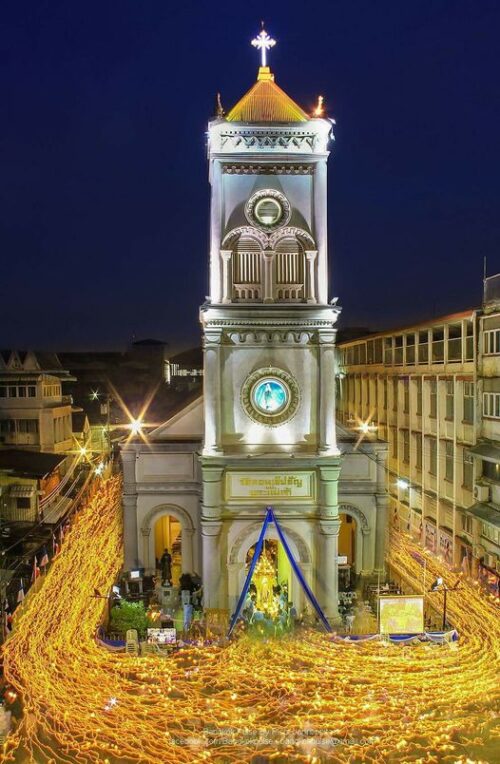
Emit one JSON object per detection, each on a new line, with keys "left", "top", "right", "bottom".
{"left": 483, "top": 329, "right": 500, "bottom": 355}
{"left": 415, "top": 377, "right": 422, "bottom": 415}
{"left": 463, "top": 381, "right": 474, "bottom": 423}
{"left": 274, "top": 237, "right": 304, "bottom": 301}
{"left": 415, "top": 432, "right": 422, "bottom": 470}
{"left": 445, "top": 380, "right": 454, "bottom": 419}
{"left": 429, "top": 379, "right": 437, "bottom": 418}
{"left": 445, "top": 440, "right": 454, "bottom": 482}
{"left": 402, "top": 429, "right": 410, "bottom": 463}
{"left": 463, "top": 452, "right": 473, "bottom": 490}
{"left": 233, "top": 236, "right": 262, "bottom": 301}
{"left": 428, "top": 437, "right": 437, "bottom": 475}
{"left": 403, "top": 379, "right": 409, "bottom": 413}
{"left": 483, "top": 392, "right": 500, "bottom": 419}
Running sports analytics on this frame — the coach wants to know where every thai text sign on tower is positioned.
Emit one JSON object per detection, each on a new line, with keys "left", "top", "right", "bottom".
{"left": 226, "top": 472, "right": 314, "bottom": 502}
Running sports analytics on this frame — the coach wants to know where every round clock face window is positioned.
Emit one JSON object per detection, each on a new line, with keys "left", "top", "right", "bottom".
{"left": 254, "top": 197, "right": 282, "bottom": 227}
{"left": 245, "top": 190, "right": 291, "bottom": 231}
{"left": 252, "top": 378, "right": 288, "bottom": 415}
{"left": 241, "top": 367, "right": 299, "bottom": 427}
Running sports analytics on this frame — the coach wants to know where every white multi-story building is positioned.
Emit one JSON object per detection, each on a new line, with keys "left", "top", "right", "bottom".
{"left": 0, "top": 351, "right": 74, "bottom": 453}
{"left": 337, "top": 293, "right": 500, "bottom": 595}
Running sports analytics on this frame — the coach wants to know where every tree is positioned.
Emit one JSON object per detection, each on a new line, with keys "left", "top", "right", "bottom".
{"left": 109, "top": 601, "right": 149, "bottom": 638}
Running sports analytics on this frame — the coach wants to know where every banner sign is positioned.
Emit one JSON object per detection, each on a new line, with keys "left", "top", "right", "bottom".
{"left": 379, "top": 595, "right": 424, "bottom": 635}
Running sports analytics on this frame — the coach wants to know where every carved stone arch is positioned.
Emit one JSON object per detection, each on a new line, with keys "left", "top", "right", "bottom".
{"left": 141, "top": 503, "right": 195, "bottom": 535}
{"left": 229, "top": 520, "right": 311, "bottom": 565}
{"left": 269, "top": 226, "right": 315, "bottom": 250}
{"left": 140, "top": 503, "right": 195, "bottom": 574}
{"left": 222, "top": 226, "right": 268, "bottom": 249}
{"left": 338, "top": 503, "right": 369, "bottom": 532}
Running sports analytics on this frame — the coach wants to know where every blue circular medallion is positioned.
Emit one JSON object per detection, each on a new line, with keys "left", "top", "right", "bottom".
{"left": 252, "top": 378, "right": 289, "bottom": 415}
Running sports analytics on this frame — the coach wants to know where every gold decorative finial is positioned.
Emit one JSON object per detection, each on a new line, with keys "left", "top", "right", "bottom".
{"left": 215, "top": 92, "right": 225, "bottom": 118}
{"left": 313, "top": 95, "right": 325, "bottom": 117}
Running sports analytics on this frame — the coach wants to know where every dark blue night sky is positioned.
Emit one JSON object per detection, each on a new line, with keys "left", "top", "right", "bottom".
{"left": 2, "top": 1, "right": 499, "bottom": 350}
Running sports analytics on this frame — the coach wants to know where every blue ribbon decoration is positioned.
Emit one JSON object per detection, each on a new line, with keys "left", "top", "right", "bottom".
{"left": 270, "top": 508, "right": 332, "bottom": 633}
{"left": 227, "top": 506, "right": 333, "bottom": 637}
{"left": 227, "top": 507, "right": 273, "bottom": 637}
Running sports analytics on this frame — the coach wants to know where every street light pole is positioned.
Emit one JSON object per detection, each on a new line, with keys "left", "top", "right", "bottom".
{"left": 428, "top": 577, "right": 460, "bottom": 631}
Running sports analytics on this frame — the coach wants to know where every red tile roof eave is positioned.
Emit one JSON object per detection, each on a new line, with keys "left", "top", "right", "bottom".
{"left": 337, "top": 307, "right": 479, "bottom": 347}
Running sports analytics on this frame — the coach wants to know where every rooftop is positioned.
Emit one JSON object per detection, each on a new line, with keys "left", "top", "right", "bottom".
{"left": 337, "top": 308, "right": 478, "bottom": 346}
{"left": 226, "top": 66, "right": 309, "bottom": 123}
{"left": 0, "top": 449, "right": 66, "bottom": 479}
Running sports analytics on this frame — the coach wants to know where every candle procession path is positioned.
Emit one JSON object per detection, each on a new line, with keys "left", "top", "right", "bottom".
{"left": 3, "top": 475, "right": 500, "bottom": 763}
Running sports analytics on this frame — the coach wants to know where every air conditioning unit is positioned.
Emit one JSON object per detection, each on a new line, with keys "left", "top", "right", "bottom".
{"left": 473, "top": 484, "right": 490, "bottom": 502}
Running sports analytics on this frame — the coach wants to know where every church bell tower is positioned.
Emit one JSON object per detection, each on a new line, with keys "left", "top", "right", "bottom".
{"left": 200, "top": 29, "right": 342, "bottom": 620}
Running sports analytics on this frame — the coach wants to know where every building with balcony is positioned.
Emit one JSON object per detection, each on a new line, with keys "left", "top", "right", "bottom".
{"left": 0, "top": 351, "right": 74, "bottom": 454}
{"left": 337, "top": 305, "right": 500, "bottom": 594}
{"left": 0, "top": 449, "right": 66, "bottom": 524}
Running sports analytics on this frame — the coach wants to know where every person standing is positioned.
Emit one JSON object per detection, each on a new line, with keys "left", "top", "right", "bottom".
{"left": 181, "top": 588, "right": 193, "bottom": 632}
{"left": 160, "top": 549, "right": 172, "bottom": 587}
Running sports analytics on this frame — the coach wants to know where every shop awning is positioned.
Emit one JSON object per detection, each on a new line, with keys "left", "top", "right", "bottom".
{"left": 467, "top": 443, "right": 500, "bottom": 464}
{"left": 466, "top": 502, "right": 500, "bottom": 528}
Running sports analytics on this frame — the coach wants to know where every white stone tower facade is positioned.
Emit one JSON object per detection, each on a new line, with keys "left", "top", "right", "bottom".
{"left": 120, "top": 36, "right": 388, "bottom": 620}
{"left": 200, "top": 51, "right": 343, "bottom": 619}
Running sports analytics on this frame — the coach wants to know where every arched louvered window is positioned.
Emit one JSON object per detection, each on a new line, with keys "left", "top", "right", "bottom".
{"left": 233, "top": 236, "right": 262, "bottom": 301}
{"left": 274, "top": 236, "right": 305, "bottom": 301}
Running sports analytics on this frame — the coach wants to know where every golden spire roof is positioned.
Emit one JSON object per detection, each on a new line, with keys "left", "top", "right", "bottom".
{"left": 226, "top": 66, "right": 309, "bottom": 123}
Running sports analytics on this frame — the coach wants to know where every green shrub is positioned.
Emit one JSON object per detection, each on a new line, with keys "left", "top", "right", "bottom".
{"left": 109, "top": 601, "right": 149, "bottom": 638}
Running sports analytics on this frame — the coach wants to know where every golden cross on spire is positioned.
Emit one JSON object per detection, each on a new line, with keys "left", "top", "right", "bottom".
{"left": 251, "top": 24, "right": 276, "bottom": 68}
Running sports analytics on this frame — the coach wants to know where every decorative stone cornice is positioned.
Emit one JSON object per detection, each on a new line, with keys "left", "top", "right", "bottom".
{"left": 223, "top": 164, "right": 314, "bottom": 175}
{"left": 228, "top": 330, "right": 316, "bottom": 345}
{"left": 218, "top": 132, "right": 321, "bottom": 153}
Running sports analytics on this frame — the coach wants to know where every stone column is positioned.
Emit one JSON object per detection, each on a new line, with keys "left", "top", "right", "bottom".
{"left": 317, "top": 465, "right": 342, "bottom": 622}
{"left": 318, "top": 331, "right": 338, "bottom": 454}
{"left": 375, "top": 449, "right": 389, "bottom": 572}
{"left": 203, "top": 330, "right": 222, "bottom": 455}
{"left": 263, "top": 248, "right": 275, "bottom": 303}
{"left": 121, "top": 448, "right": 138, "bottom": 571}
{"left": 181, "top": 527, "right": 195, "bottom": 574}
{"left": 220, "top": 250, "right": 232, "bottom": 304}
{"left": 313, "top": 159, "right": 328, "bottom": 304}
{"left": 375, "top": 495, "right": 388, "bottom": 572}
{"left": 227, "top": 561, "right": 244, "bottom": 614}
{"left": 201, "top": 465, "right": 224, "bottom": 608}
{"left": 305, "top": 250, "right": 318, "bottom": 303}
{"left": 209, "top": 160, "right": 222, "bottom": 303}
{"left": 317, "top": 519, "right": 341, "bottom": 621}
{"left": 141, "top": 527, "right": 152, "bottom": 572}
{"left": 201, "top": 521, "right": 223, "bottom": 609}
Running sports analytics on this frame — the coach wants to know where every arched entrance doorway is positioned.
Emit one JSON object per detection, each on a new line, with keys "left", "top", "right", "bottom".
{"left": 140, "top": 504, "right": 195, "bottom": 577}
{"left": 228, "top": 522, "right": 311, "bottom": 614}
{"left": 154, "top": 515, "right": 182, "bottom": 586}
{"left": 338, "top": 512, "right": 357, "bottom": 591}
